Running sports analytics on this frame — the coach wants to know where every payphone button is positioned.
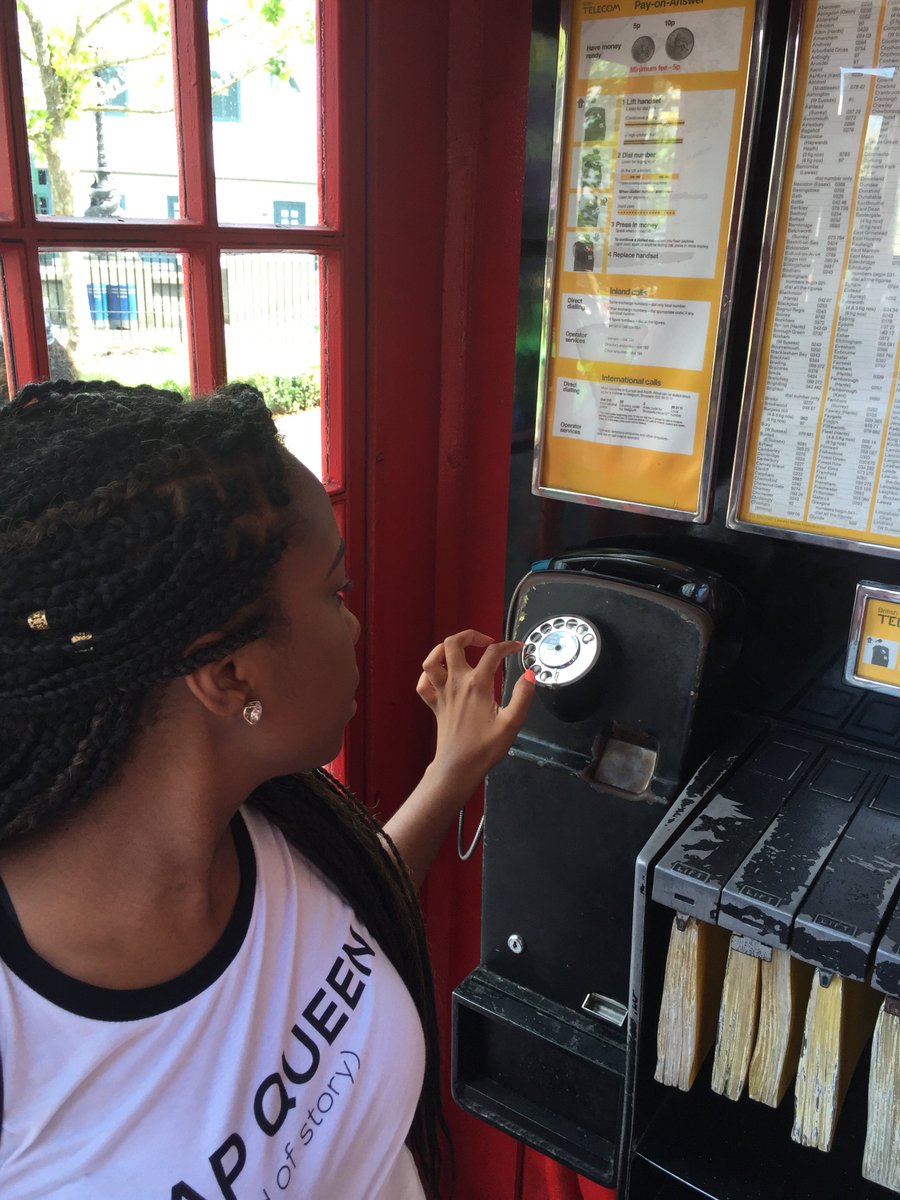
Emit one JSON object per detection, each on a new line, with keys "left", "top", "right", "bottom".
{"left": 809, "top": 760, "right": 869, "bottom": 802}
{"left": 744, "top": 739, "right": 810, "bottom": 781}
{"left": 856, "top": 699, "right": 900, "bottom": 737}
{"left": 794, "top": 684, "right": 858, "bottom": 721}
{"left": 870, "top": 776, "right": 900, "bottom": 817}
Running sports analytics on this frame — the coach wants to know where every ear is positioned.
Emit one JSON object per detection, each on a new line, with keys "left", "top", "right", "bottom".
{"left": 181, "top": 631, "right": 256, "bottom": 719}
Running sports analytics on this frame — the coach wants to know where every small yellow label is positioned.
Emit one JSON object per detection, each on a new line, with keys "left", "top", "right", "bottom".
{"left": 856, "top": 598, "right": 900, "bottom": 687}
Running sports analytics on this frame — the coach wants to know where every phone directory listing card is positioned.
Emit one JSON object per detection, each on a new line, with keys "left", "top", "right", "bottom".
{"left": 730, "top": 0, "right": 900, "bottom": 559}
{"left": 846, "top": 582, "right": 900, "bottom": 697}
{"left": 532, "top": 0, "right": 767, "bottom": 522}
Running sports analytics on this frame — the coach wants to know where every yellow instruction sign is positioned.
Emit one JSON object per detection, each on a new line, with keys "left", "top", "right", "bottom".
{"left": 847, "top": 583, "right": 900, "bottom": 696}
{"left": 534, "top": 0, "right": 761, "bottom": 519}
{"left": 856, "top": 597, "right": 900, "bottom": 689}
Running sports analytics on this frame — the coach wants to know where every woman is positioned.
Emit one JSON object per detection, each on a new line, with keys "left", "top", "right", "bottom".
{"left": 0, "top": 379, "right": 534, "bottom": 1198}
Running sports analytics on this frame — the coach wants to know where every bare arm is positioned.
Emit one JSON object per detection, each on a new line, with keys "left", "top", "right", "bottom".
{"left": 383, "top": 630, "right": 535, "bottom": 890}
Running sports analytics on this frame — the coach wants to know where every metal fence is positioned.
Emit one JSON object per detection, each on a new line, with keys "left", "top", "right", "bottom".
{"left": 39, "top": 250, "right": 320, "bottom": 341}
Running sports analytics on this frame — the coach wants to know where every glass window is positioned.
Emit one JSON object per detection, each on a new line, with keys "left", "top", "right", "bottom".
{"left": 17, "top": 2, "right": 180, "bottom": 221}
{"left": 32, "top": 164, "right": 52, "bottom": 215}
{"left": 39, "top": 250, "right": 190, "bottom": 393}
{"left": 2, "top": 1, "right": 353, "bottom": 490}
{"left": 221, "top": 250, "right": 322, "bottom": 477}
{"left": 211, "top": 75, "right": 241, "bottom": 122}
{"left": 274, "top": 200, "right": 307, "bottom": 226}
{"left": 209, "top": 0, "right": 319, "bottom": 225}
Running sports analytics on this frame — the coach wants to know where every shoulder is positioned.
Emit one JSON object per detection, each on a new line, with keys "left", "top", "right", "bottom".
{"left": 241, "top": 804, "right": 350, "bottom": 907}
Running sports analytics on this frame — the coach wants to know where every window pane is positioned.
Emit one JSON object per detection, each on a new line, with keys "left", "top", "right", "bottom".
{"left": 221, "top": 251, "right": 322, "bottom": 476}
{"left": 40, "top": 250, "right": 190, "bottom": 391}
{"left": 18, "top": 3, "right": 180, "bottom": 220}
{"left": 208, "top": 0, "right": 320, "bottom": 226}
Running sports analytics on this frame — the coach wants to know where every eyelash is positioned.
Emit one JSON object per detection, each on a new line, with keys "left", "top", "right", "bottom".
{"left": 337, "top": 579, "right": 354, "bottom": 603}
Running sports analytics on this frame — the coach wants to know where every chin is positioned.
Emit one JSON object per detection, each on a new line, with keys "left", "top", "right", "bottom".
{"left": 290, "top": 716, "right": 355, "bottom": 776}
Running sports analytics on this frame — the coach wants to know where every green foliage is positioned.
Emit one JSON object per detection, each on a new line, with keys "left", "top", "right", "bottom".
{"left": 237, "top": 371, "right": 321, "bottom": 414}
{"left": 136, "top": 1, "right": 170, "bottom": 34}
{"left": 160, "top": 379, "right": 191, "bottom": 399}
{"left": 160, "top": 372, "right": 321, "bottom": 414}
{"left": 260, "top": 0, "right": 285, "bottom": 24}
{"left": 265, "top": 55, "right": 291, "bottom": 81}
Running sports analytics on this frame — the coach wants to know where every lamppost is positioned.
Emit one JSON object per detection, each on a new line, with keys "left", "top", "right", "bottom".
{"left": 84, "top": 100, "right": 120, "bottom": 219}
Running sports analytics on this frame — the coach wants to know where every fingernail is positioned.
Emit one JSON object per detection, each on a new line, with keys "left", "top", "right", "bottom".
{"left": 524, "top": 668, "right": 536, "bottom": 684}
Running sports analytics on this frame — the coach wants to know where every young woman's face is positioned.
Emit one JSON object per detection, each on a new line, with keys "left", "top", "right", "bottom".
{"left": 256, "top": 464, "right": 360, "bottom": 773}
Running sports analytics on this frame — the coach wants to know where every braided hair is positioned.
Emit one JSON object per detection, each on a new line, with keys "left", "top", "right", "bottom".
{"left": 0, "top": 379, "right": 449, "bottom": 1197}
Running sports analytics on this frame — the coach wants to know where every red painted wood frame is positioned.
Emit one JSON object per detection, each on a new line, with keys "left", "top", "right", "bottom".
{"left": 0, "top": 0, "right": 366, "bottom": 780}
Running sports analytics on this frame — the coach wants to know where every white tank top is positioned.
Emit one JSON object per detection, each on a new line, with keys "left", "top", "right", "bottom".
{"left": 0, "top": 806, "right": 426, "bottom": 1199}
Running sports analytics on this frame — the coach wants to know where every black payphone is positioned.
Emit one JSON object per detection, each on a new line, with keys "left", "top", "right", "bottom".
{"left": 452, "top": 550, "right": 742, "bottom": 1185}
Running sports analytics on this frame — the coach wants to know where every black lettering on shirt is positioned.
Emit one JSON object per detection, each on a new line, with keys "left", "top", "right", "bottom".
{"left": 342, "top": 926, "right": 374, "bottom": 977}
{"left": 209, "top": 1133, "right": 247, "bottom": 1200}
{"left": 282, "top": 1023, "right": 321, "bottom": 1084}
{"left": 254, "top": 1073, "right": 296, "bottom": 1137}
{"left": 303, "top": 989, "right": 349, "bottom": 1044}
{"left": 326, "top": 955, "right": 365, "bottom": 1009}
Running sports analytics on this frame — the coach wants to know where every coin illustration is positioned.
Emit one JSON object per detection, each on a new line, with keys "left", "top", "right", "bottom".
{"left": 631, "top": 35, "right": 655, "bottom": 64}
{"left": 666, "top": 27, "right": 694, "bottom": 60}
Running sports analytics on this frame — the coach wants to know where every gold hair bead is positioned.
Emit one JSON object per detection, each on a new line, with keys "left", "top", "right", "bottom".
{"left": 27, "top": 610, "right": 49, "bottom": 631}
{"left": 70, "top": 631, "right": 94, "bottom": 651}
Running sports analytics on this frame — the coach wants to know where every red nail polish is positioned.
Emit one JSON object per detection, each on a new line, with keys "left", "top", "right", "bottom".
{"left": 524, "top": 668, "right": 536, "bottom": 684}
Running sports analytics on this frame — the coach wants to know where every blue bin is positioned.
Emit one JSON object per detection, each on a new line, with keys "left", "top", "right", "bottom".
{"left": 86, "top": 283, "right": 108, "bottom": 325}
{"left": 106, "top": 283, "right": 137, "bottom": 329}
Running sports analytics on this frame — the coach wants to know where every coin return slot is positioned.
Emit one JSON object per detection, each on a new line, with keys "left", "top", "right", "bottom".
{"left": 582, "top": 992, "right": 628, "bottom": 1028}
{"left": 588, "top": 728, "right": 659, "bottom": 797}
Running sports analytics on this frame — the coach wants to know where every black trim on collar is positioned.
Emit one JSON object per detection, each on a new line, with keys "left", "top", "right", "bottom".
{"left": 0, "top": 811, "right": 256, "bottom": 1022}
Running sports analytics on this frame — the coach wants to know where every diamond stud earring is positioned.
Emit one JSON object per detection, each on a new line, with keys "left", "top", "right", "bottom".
{"left": 242, "top": 700, "right": 263, "bottom": 726}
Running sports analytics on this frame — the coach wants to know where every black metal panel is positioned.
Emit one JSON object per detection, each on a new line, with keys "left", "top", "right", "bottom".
{"left": 717, "top": 746, "right": 876, "bottom": 947}
{"left": 873, "top": 882, "right": 900, "bottom": 997}
{"left": 651, "top": 731, "right": 823, "bottom": 923}
{"left": 482, "top": 752, "right": 671, "bottom": 1013}
{"left": 791, "top": 769, "right": 900, "bottom": 978}
{"left": 452, "top": 967, "right": 625, "bottom": 1184}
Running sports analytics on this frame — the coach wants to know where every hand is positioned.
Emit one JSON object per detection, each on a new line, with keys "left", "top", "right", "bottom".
{"left": 416, "top": 629, "right": 535, "bottom": 794}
